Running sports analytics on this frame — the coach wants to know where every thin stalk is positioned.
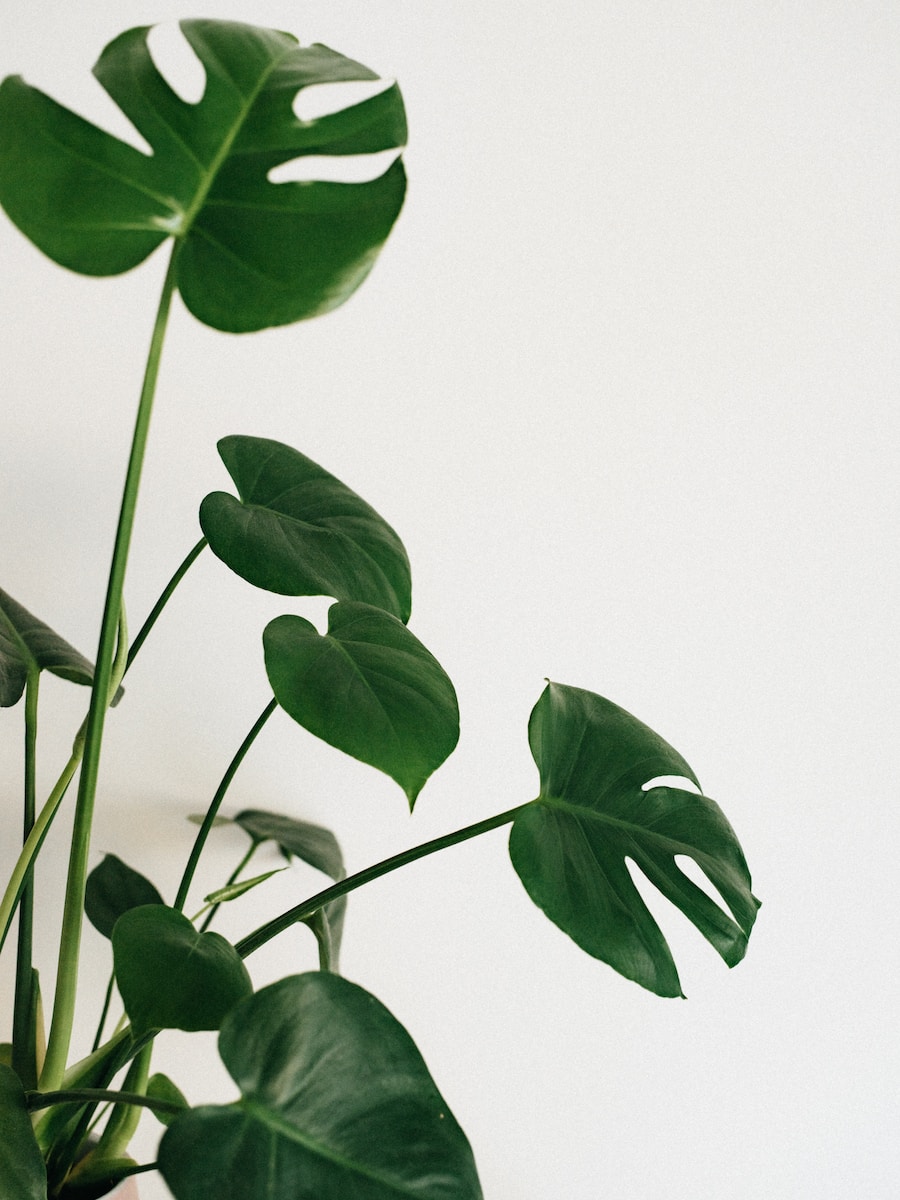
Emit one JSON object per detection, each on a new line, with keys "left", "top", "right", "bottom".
{"left": 26, "top": 1088, "right": 182, "bottom": 1119}
{"left": 90, "top": 975, "right": 116, "bottom": 1054}
{"left": 126, "top": 537, "right": 207, "bottom": 671}
{"left": 174, "top": 698, "right": 278, "bottom": 912}
{"left": 41, "top": 245, "right": 180, "bottom": 1091}
{"left": 236, "top": 802, "right": 531, "bottom": 959}
{"left": 12, "top": 668, "right": 40, "bottom": 1086}
{"left": 199, "top": 839, "right": 260, "bottom": 933}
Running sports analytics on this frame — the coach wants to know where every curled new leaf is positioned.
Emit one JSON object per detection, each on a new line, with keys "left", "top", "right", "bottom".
{"left": 0, "top": 20, "right": 407, "bottom": 331}
{"left": 158, "top": 973, "right": 483, "bottom": 1200}
{"left": 509, "top": 682, "right": 760, "bottom": 998}
{"left": 264, "top": 602, "right": 459, "bottom": 808}
{"left": 201, "top": 436, "right": 411, "bottom": 621}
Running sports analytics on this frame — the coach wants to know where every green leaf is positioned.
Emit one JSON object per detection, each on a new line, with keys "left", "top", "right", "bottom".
{"left": 113, "top": 906, "right": 252, "bottom": 1036}
{"left": 0, "top": 20, "right": 407, "bottom": 332}
{"left": 201, "top": 436, "right": 412, "bottom": 622}
{"left": 158, "top": 973, "right": 483, "bottom": 1200}
{"left": 85, "top": 854, "right": 164, "bottom": 939}
{"left": 204, "top": 869, "right": 285, "bottom": 906}
{"left": 0, "top": 1063, "right": 48, "bottom": 1200}
{"left": 147, "top": 1073, "right": 188, "bottom": 1127}
{"left": 0, "top": 586, "right": 95, "bottom": 706}
{"left": 509, "top": 682, "right": 760, "bottom": 998}
{"left": 264, "top": 602, "right": 459, "bottom": 808}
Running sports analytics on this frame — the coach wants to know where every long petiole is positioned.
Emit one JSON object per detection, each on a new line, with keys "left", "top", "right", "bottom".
{"left": 11, "top": 668, "right": 40, "bottom": 1086}
{"left": 41, "top": 244, "right": 180, "bottom": 1091}
{"left": 174, "top": 698, "right": 278, "bottom": 913}
{"left": 236, "top": 802, "right": 532, "bottom": 959}
{"left": 199, "top": 839, "right": 260, "bottom": 933}
{"left": 126, "top": 537, "right": 207, "bottom": 672}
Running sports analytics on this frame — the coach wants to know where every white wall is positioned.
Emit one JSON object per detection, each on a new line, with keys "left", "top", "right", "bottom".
{"left": 1, "top": 3, "right": 897, "bottom": 1197}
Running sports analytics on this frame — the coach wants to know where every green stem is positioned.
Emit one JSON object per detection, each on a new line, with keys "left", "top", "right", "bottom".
{"left": 12, "top": 668, "right": 40, "bottom": 1086}
{"left": 90, "top": 975, "right": 116, "bottom": 1054}
{"left": 198, "top": 839, "right": 260, "bottom": 933}
{"left": 126, "top": 537, "right": 207, "bottom": 671}
{"left": 41, "top": 244, "right": 180, "bottom": 1091}
{"left": 26, "top": 1087, "right": 182, "bottom": 1119}
{"left": 236, "top": 803, "right": 530, "bottom": 959}
{"left": 174, "top": 698, "right": 278, "bottom": 912}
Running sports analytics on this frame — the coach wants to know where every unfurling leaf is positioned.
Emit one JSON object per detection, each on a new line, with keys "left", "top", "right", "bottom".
{"left": 510, "top": 682, "right": 760, "bottom": 998}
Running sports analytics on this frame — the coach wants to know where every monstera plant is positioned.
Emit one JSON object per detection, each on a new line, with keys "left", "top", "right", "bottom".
{"left": 0, "top": 17, "right": 760, "bottom": 1200}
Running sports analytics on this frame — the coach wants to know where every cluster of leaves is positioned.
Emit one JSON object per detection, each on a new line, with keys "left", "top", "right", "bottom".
{"left": 0, "top": 18, "right": 759, "bottom": 1200}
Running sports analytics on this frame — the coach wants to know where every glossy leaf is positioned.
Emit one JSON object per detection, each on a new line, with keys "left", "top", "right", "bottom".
{"left": 0, "top": 1063, "right": 48, "bottom": 1200}
{"left": 201, "top": 436, "right": 411, "bottom": 622}
{"left": 0, "top": 586, "right": 94, "bottom": 706}
{"left": 112, "top": 905, "right": 252, "bottom": 1036}
{"left": 510, "top": 682, "right": 760, "bottom": 998}
{"left": 158, "top": 973, "right": 483, "bottom": 1200}
{"left": 264, "top": 602, "right": 459, "bottom": 808}
{"left": 85, "top": 854, "right": 164, "bottom": 939}
{"left": 0, "top": 20, "right": 407, "bottom": 331}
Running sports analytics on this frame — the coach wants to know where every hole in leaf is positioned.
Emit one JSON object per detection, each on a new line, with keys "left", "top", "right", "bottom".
{"left": 147, "top": 22, "right": 206, "bottom": 105}
{"left": 268, "top": 148, "right": 402, "bottom": 185}
{"left": 642, "top": 775, "right": 701, "bottom": 795}
{"left": 293, "top": 78, "right": 394, "bottom": 122}
{"left": 674, "top": 854, "right": 731, "bottom": 911}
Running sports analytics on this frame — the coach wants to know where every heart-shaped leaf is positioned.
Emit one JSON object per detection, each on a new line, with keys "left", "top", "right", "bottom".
{"left": 0, "top": 1064, "right": 47, "bottom": 1200}
{"left": 85, "top": 854, "right": 164, "bottom": 939}
{"left": 509, "top": 682, "right": 760, "bottom": 998}
{"left": 112, "top": 906, "right": 252, "bottom": 1036}
{"left": 0, "top": 586, "right": 95, "bottom": 707}
{"left": 264, "top": 602, "right": 459, "bottom": 808}
{"left": 158, "top": 972, "right": 483, "bottom": 1200}
{"left": 0, "top": 20, "right": 407, "bottom": 331}
{"left": 201, "top": 436, "right": 412, "bottom": 622}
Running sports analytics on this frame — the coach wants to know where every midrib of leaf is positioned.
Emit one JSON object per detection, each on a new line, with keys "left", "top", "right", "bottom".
{"left": 538, "top": 793, "right": 715, "bottom": 858}
{"left": 0, "top": 604, "right": 37, "bottom": 674}
{"left": 240, "top": 1098, "right": 437, "bottom": 1198}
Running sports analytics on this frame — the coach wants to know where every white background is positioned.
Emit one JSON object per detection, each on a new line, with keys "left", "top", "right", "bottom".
{"left": 1, "top": 3, "right": 897, "bottom": 1197}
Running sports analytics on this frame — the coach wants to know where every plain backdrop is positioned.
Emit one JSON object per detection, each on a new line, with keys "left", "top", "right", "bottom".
{"left": 1, "top": 3, "right": 897, "bottom": 1198}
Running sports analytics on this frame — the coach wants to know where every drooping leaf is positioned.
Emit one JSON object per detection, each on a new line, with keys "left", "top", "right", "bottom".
{"left": 200, "top": 436, "right": 411, "bottom": 622}
{"left": 158, "top": 973, "right": 483, "bottom": 1200}
{"left": 0, "top": 586, "right": 95, "bottom": 706}
{"left": 264, "top": 602, "right": 459, "bottom": 808}
{"left": 0, "top": 1063, "right": 48, "bottom": 1200}
{"left": 509, "top": 682, "right": 760, "bottom": 998}
{"left": 234, "top": 808, "right": 347, "bottom": 964}
{"left": 85, "top": 854, "right": 164, "bottom": 939}
{"left": 112, "top": 906, "right": 251, "bottom": 1036}
{"left": 0, "top": 20, "right": 407, "bottom": 332}
{"left": 147, "top": 1073, "right": 189, "bottom": 1127}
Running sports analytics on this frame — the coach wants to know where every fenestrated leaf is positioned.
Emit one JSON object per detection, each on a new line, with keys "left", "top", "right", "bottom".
{"left": 158, "top": 973, "right": 483, "bottom": 1200}
{"left": 85, "top": 854, "right": 164, "bottom": 939}
{"left": 112, "top": 906, "right": 252, "bottom": 1036}
{"left": 0, "top": 20, "right": 407, "bottom": 332}
{"left": 235, "top": 808, "right": 347, "bottom": 966}
{"left": 0, "top": 586, "right": 95, "bottom": 707}
{"left": 200, "top": 436, "right": 411, "bottom": 622}
{"left": 264, "top": 602, "right": 459, "bottom": 808}
{"left": 509, "top": 682, "right": 760, "bottom": 998}
{"left": 0, "top": 1062, "right": 48, "bottom": 1200}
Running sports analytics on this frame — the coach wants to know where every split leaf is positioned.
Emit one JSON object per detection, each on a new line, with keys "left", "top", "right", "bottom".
{"left": 509, "top": 682, "right": 760, "bottom": 998}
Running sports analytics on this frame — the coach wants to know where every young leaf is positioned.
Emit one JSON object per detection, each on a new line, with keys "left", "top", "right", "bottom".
{"left": 0, "top": 20, "right": 407, "bottom": 331}
{"left": 0, "top": 1063, "right": 48, "bottom": 1200}
{"left": 204, "top": 869, "right": 285, "bottom": 906}
{"left": 509, "top": 682, "right": 760, "bottom": 998}
{"left": 85, "top": 854, "right": 164, "bottom": 939}
{"left": 0, "top": 586, "right": 95, "bottom": 706}
{"left": 264, "top": 602, "right": 459, "bottom": 808}
{"left": 112, "top": 906, "right": 252, "bottom": 1037}
{"left": 201, "top": 436, "right": 412, "bottom": 622}
{"left": 158, "top": 973, "right": 483, "bottom": 1200}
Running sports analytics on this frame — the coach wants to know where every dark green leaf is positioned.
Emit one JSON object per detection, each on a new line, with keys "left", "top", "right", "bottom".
{"left": 0, "top": 1063, "right": 48, "bottom": 1200}
{"left": 113, "top": 906, "right": 252, "bottom": 1036}
{"left": 158, "top": 973, "right": 483, "bottom": 1200}
{"left": 509, "top": 682, "right": 760, "bottom": 998}
{"left": 0, "top": 586, "right": 95, "bottom": 706}
{"left": 85, "top": 854, "right": 164, "bottom": 939}
{"left": 147, "top": 1073, "right": 188, "bottom": 1127}
{"left": 201, "top": 436, "right": 411, "bottom": 622}
{"left": 0, "top": 20, "right": 406, "bottom": 331}
{"left": 264, "top": 602, "right": 459, "bottom": 808}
